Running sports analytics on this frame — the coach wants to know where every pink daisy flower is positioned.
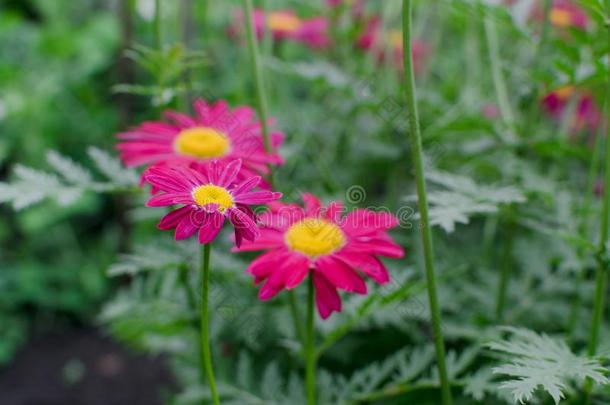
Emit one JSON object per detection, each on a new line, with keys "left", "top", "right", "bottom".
{"left": 527, "top": 0, "right": 588, "bottom": 30}
{"left": 541, "top": 86, "right": 602, "bottom": 134}
{"left": 229, "top": 9, "right": 330, "bottom": 49}
{"left": 357, "top": 17, "right": 428, "bottom": 73}
{"left": 548, "top": 0, "right": 588, "bottom": 29}
{"left": 116, "top": 98, "right": 283, "bottom": 188}
{"left": 143, "top": 159, "right": 282, "bottom": 247}
{"left": 236, "top": 194, "right": 405, "bottom": 319}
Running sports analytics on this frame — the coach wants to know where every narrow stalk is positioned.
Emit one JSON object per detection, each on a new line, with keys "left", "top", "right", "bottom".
{"left": 523, "top": 0, "right": 552, "bottom": 136}
{"left": 242, "top": 0, "right": 308, "bottom": 348}
{"left": 568, "top": 131, "right": 604, "bottom": 339}
{"left": 401, "top": 2, "right": 452, "bottom": 405}
{"left": 588, "top": 0, "right": 610, "bottom": 359}
{"left": 289, "top": 292, "right": 305, "bottom": 343}
{"left": 588, "top": 2, "right": 610, "bottom": 357}
{"left": 483, "top": 14, "right": 516, "bottom": 137}
{"left": 305, "top": 275, "right": 316, "bottom": 405}
{"left": 242, "top": 0, "right": 274, "bottom": 166}
{"left": 585, "top": 4, "right": 610, "bottom": 400}
{"left": 154, "top": 0, "right": 162, "bottom": 50}
{"left": 200, "top": 244, "right": 220, "bottom": 405}
{"left": 495, "top": 215, "right": 513, "bottom": 320}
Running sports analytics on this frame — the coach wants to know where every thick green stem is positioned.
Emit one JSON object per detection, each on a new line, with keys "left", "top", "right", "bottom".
{"left": 588, "top": 0, "right": 610, "bottom": 359}
{"left": 200, "top": 244, "right": 220, "bottom": 405}
{"left": 401, "top": 2, "right": 452, "bottom": 404}
{"left": 154, "top": 0, "right": 162, "bottom": 51}
{"left": 242, "top": 0, "right": 274, "bottom": 178}
{"left": 585, "top": 4, "right": 610, "bottom": 401}
{"left": 484, "top": 14, "right": 516, "bottom": 137}
{"left": 495, "top": 216, "right": 513, "bottom": 321}
{"left": 305, "top": 275, "right": 316, "bottom": 405}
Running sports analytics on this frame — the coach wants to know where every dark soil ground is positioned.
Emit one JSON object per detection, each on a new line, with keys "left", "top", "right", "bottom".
{"left": 0, "top": 329, "right": 176, "bottom": 405}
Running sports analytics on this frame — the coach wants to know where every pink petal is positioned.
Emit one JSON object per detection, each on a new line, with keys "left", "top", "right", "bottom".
{"left": 334, "top": 252, "right": 390, "bottom": 284}
{"left": 231, "top": 176, "right": 262, "bottom": 195}
{"left": 164, "top": 110, "right": 197, "bottom": 128}
{"left": 217, "top": 159, "right": 242, "bottom": 187}
{"left": 174, "top": 216, "right": 199, "bottom": 240}
{"left": 342, "top": 209, "right": 400, "bottom": 236}
{"left": 228, "top": 208, "right": 260, "bottom": 247}
{"left": 313, "top": 272, "right": 342, "bottom": 319}
{"left": 315, "top": 256, "right": 367, "bottom": 294}
{"left": 147, "top": 193, "right": 193, "bottom": 207}
{"left": 324, "top": 201, "right": 344, "bottom": 223}
{"left": 198, "top": 213, "right": 224, "bottom": 244}
{"left": 302, "top": 193, "right": 322, "bottom": 216}
{"left": 234, "top": 190, "right": 282, "bottom": 205}
{"left": 158, "top": 206, "right": 192, "bottom": 230}
{"left": 350, "top": 237, "right": 405, "bottom": 258}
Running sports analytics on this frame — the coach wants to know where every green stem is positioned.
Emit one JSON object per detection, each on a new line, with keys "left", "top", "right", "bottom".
{"left": 200, "top": 244, "right": 220, "bottom": 405}
{"left": 154, "top": 0, "right": 162, "bottom": 51}
{"left": 523, "top": 0, "right": 552, "bottom": 136}
{"left": 243, "top": 0, "right": 308, "bottom": 351}
{"left": 401, "top": 2, "right": 452, "bottom": 405}
{"left": 289, "top": 292, "right": 305, "bottom": 343}
{"left": 588, "top": 0, "right": 610, "bottom": 359}
{"left": 180, "top": 263, "right": 196, "bottom": 309}
{"left": 242, "top": 0, "right": 274, "bottom": 183}
{"left": 483, "top": 14, "right": 516, "bottom": 137}
{"left": 585, "top": 4, "right": 610, "bottom": 400}
{"left": 568, "top": 131, "right": 604, "bottom": 339}
{"left": 495, "top": 215, "right": 513, "bottom": 321}
{"left": 305, "top": 275, "right": 316, "bottom": 405}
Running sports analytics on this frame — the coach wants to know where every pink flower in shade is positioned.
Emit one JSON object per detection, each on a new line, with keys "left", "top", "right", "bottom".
{"left": 143, "top": 160, "right": 282, "bottom": 247}
{"left": 528, "top": 0, "right": 588, "bottom": 29}
{"left": 116, "top": 98, "right": 283, "bottom": 189}
{"left": 357, "top": 17, "right": 428, "bottom": 73}
{"left": 236, "top": 194, "right": 405, "bottom": 319}
{"left": 548, "top": 0, "right": 588, "bottom": 29}
{"left": 541, "top": 86, "right": 602, "bottom": 133}
{"left": 229, "top": 9, "right": 330, "bottom": 49}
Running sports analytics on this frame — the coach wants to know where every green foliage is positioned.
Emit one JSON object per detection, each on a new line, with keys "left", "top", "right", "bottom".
{"left": 0, "top": 149, "right": 138, "bottom": 210}
{"left": 2, "top": 0, "right": 610, "bottom": 404}
{"left": 487, "top": 327, "right": 608, "bottom": 404}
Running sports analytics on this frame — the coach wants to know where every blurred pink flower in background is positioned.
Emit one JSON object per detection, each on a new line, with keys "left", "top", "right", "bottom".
{"left": 230, "top": 9, "right": 330, "bottom": 49}
{"left": 541, "top": 86, "right": 602, "bottom": 134}
{"left": 481, "top": 103, "right": 500, "bottom": 120}
{"left": 357, "top": 17, "right": 428, "bottom": 73}
{"left": 524, "top": 0, "right": 588, "bottom": 29}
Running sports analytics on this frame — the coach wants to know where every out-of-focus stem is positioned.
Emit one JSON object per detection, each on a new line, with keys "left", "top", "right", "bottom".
{"left": 242, "top": 0, "right": 274, "bottom": 167}
{"left": 484, "top": 14, "right": 516, "bottom": 136}
{"left": 200, "top": 244, "right": 220, "bottom": 405}
{"left": 305, "top": 275, "right": 316, "bottom": 405}
{"left": 401, "top": 1, "right": 452, "bottom": 404}
{"left": 154, "top": 0, "right": 162, "bottom": 50}
{"left": 587, "top": 0, "right": 610, "bottom": 360}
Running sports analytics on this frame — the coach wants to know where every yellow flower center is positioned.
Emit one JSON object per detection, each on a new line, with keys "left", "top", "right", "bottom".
{"left": 285, "top": 218, "right": 346, "bottom": 258}
{"left": 550, "top": 8, "right": 573, "bottom": 28}
{"left": 192, "top": 184, "right": 234, "bottom": 212}
{"left": 555, "top": 85, "right": 576, "bottom": 101}
{"left": 389, "top": 30, "right": 403, "bottom": 48}
{"left": 174, "top": 127, "right": 230, "bottom": 159}
{"left": 267, "top": 13, "right": 302, "bottom": 33}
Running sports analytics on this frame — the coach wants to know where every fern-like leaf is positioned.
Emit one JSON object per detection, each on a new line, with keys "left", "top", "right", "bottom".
{"left": 487, "top": 327, "right": 608, "bottom": 404}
